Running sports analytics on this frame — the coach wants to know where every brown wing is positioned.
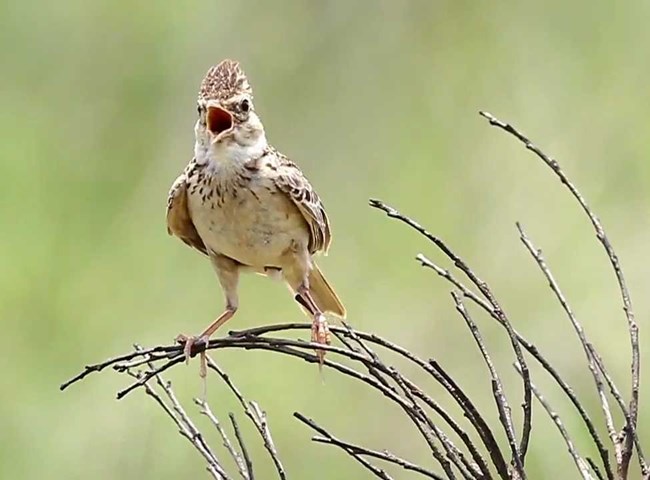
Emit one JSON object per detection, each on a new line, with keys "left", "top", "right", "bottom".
{"left": 273, "top": 152, "right": 332, "bottom": 254}
{"left": 166, "top": 167, "right": 208, "bottom": 256}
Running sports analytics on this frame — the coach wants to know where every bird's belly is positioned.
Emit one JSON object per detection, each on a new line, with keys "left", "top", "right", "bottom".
{"left": 190, "top": 187, "right": 307, "bottom": 267}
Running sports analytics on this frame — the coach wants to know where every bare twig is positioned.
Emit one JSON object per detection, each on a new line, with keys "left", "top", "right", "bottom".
{"left": 450, "top": 293, "right": 523, "bottom": 478}
{"left": 587, "top": 458, "right": 606, "bottom": 480}
{"left": 369, "top": 199, "right": 533, "bottom": 474}
{"left": 588, "top": 345, "right": 648, "bottom": 476}
{"left": 514, "top": 363, "right": 593, "bottom": 480}
{"left": 332, "top": 328, "right": 397, "bottom": 394}
{"left": 294, "top": 412, "right": 396, "bottom": 480}
{"left": 205, "top": 356, "right": 287, "bottom": 480}
{"left": 229, "top": 413, "right": 254, "bottom": 480}
{"left": 149, "top": 368, "right": 228, "bottom": 479}
{"left": 334, "top": 326, "right": 475, "bottom": 478}
{"left": 516, "top": 223, "right": 621, "bottom": 458}
{"left": 336, "top": 324, "right": 494, "bottom": 479}
{"left": 63, "top": 322, "right": 508, "bottom": 479}
{"left": 480, "top": 111, "right": 641, "bottom": 478}
{"left": 123, "top": 347, "right": 228, "bottom": 479}
{"left": 388, "top": 368, "right": 466, "bottom": 479}
{"left": 194, "top": 397, "right": 250, "bottom": 480}
{"left": 417, "top": 253, "right": 615, "bottom": 479}
{"left": 311, "top": 434, "right": 442, "bottom": 479}
{"left": 59, "top": 343, "right": 178, "bottom": 391}
{"left": 117, "top": 355, "right": 185, "bottom": 399}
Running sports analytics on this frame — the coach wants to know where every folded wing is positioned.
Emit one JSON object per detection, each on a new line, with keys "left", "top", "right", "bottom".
{"left": 166, "top": 165, "right": 208, "bottom": 256}
{"left": 273, "top": 153, "right": 332, "bottom": 255}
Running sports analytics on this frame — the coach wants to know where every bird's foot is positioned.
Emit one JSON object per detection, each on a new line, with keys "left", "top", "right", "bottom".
{"left": 175, "top": 333, "right": 209, "bottom": 364}
{"left": 311, "top": 313, "right": 331, "bottom": 365}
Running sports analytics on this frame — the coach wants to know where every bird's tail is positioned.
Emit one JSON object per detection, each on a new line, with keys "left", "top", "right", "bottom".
{"left": 308, "top": 263, "right": 346, "bottom": 318}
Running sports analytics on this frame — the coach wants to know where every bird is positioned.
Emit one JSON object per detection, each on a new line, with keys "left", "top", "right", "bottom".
{"left": 166, "top": 59, "right": 346, "bottom": 373}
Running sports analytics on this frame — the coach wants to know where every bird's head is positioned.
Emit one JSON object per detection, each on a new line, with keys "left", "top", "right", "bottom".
{"left": 195, "top": 59, "right": 265, "bottom": 154}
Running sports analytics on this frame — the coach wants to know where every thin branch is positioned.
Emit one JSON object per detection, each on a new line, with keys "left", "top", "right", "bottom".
{"left": 336, "top": 324, "right": 495, "bottom": 480}
{"left": 332, "top": 328, "right": 397, "bottom": 394}
{"left": 516, "top": 223, "right": 622, "bottom": 460}
{"left": 417, "top": 254, "right": 615, "bottom": 480}
{"left": 59, "top": 343, "right": 177, "bottom": 391}
{"left": 110, "top": 322, "right": 508, "bottom": 480}
{"left": 61, "top": 316, "right": 631, "bottom": 480}
{"left": 217, "top": 334, "right": 467, "bottom": 477}
{"left": 369, "top": 199, "right": 533, "bottom": 473}
{"left": 388, "top": 368, "right": 465, "bottom": 479}
{"left": 514, "top": 364, "right": 593, "bottom": 480}
{"left": 334, "top": 326, "right": 476, "bottom": 478}
{"left": 205, "top": 356, "right": 287, "bottom": 480}
{"left": 480, "top": 110, "right": 641, "bottom": 477}
{"left": 229, "top": 413, "right": 255, "bottom": 480}
{"left": 129, "top": 373, "right": 224, "bottom": 479}
{"left": 151, "top": 369, "right": 228, "bottom": 479}
{"left": 194, "top": 397, "right": 250, "bottom": 480}
{"left": 587, "top": 458, "right": 606, "bottom": 480}
{"left": 294, "top": 412, "right": 396, "bottom": 480}
{"left": 330, "top": 330, "right": 475, "bottom": 477}
{"left": 450, "top": 292, "right": 524, "bottom": 477}
{"left": 394, "top": 371, "right": 489, "bottom": 478}
{"left": 117, "top": 355, "right": 185, "bottom": 399}
{"left": 122, "top": 347, "right": 228, "bottom": 479}
{"left": 311, "top": 435, "right": 442, "bottom": 479}
{"left": 588, "top": 345, "right": 648, "bottom": 476}
{"left": 216, "top": 331, "right": 485, "bottom": 477}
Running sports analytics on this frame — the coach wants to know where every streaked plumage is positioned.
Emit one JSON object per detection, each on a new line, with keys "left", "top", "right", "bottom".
{"left": 166, "top": 59, "right": 344, "bottom": 369}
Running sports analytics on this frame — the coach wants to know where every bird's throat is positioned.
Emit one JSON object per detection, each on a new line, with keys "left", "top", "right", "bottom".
{"left": 195, "top": 133, "right": 268, "bottom": 173}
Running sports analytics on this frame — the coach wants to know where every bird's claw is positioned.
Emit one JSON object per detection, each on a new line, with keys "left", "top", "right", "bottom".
{"left": 311, "top": 313, "right": 330, "bottom": 365}
{"left": 175, "top": 334, "right": 209, "bottom": 363}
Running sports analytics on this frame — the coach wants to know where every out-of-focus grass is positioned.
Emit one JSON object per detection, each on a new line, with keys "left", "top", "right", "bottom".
{"left": 1, "top": 1, "right": 649, "bottom": 478}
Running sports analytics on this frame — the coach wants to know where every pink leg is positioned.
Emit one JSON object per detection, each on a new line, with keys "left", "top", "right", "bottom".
{"left": 296, "top": 284, "right": 331, "bottom": 366}
{"left": 176, "top": 306, "right": 237, "bottom": 361}
{"left": 176, "top": 254, "right": 240, "bottom": 378}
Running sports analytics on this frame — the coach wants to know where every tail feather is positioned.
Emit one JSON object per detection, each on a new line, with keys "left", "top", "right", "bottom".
{"left": 308, "top": 263, "right": 346, "bottom": 318}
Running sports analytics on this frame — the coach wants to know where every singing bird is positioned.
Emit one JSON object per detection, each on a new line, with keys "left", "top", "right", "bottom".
{"left": 166, "top": 59, "right": 345, "bottom": 369}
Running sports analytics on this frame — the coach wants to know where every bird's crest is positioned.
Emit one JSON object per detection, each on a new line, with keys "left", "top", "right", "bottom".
{"left": 198, "top": 59, "right": 252, "bottom": 102}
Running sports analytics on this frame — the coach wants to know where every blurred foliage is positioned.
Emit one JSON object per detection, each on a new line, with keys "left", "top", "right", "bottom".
{"left": 1, "top": 0, "right": 649, "bottom": 478}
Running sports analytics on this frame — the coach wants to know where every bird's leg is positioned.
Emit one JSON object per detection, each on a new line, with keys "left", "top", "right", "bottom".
{"left": 296, "top": 284, "right": 330, "bottom": 365}
{"left": 283, "top": 245, "right": 330, "bottom": 366}
{"left": 176, "top": 254, "right": 240, "bottom": 378}
{"left": 176, "top": 305, "right": 237, "bottom": 361}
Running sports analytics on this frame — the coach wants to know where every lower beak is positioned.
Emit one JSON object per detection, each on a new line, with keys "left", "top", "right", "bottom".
{"left": 207, "top": 106, "right": 233, "bottom": 142}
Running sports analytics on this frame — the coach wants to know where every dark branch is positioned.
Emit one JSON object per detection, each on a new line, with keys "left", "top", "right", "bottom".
{"left": 450, "top": 292, "right": 524, "bottom": 477}
{"left": 229, "top": 413, "right": 254, "bottom": 480}
{"left": 206, "top": 356, "right": 287, "bottom": 480}
{"left": 294, "top": 412, "right": 396, "bottom": 480}
{"left": 416, "top": 253, "right": 615, "bottom": 479}
{"left": 513, "top": 364, "right": 592, "bottom": 479}
{"left": 369, "top": 199, "right": 532, "bottom": 475}
{"left": 480, "top": 110, "right": 641, "bottom": 478}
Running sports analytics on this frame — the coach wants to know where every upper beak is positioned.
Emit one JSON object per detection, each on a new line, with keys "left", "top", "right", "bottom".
{"left": 206, "top": 105, "right": 233, "bottom": 142}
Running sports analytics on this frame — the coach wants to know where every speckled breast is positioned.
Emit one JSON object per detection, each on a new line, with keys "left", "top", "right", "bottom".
{"left": 187, "top": 172, "right": 309, "bottom": 267}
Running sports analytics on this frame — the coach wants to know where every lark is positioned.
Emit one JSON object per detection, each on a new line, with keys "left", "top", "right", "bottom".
{"left": 166, "top": 59, "right": 345, "bottom": 371}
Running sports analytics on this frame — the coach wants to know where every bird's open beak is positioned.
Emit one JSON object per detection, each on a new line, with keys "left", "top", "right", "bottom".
{"left": 206, "top": 106, "right": 233, "bottom": 142}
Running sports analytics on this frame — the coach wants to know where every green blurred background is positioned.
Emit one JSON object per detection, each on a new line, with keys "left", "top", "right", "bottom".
{"left": 1, "top": 1, "right": 648, "bottom": 478}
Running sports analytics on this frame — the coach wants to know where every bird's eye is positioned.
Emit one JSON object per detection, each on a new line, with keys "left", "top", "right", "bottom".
{"left": 240, "top": 99, "right": 250, "bottom": 113}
